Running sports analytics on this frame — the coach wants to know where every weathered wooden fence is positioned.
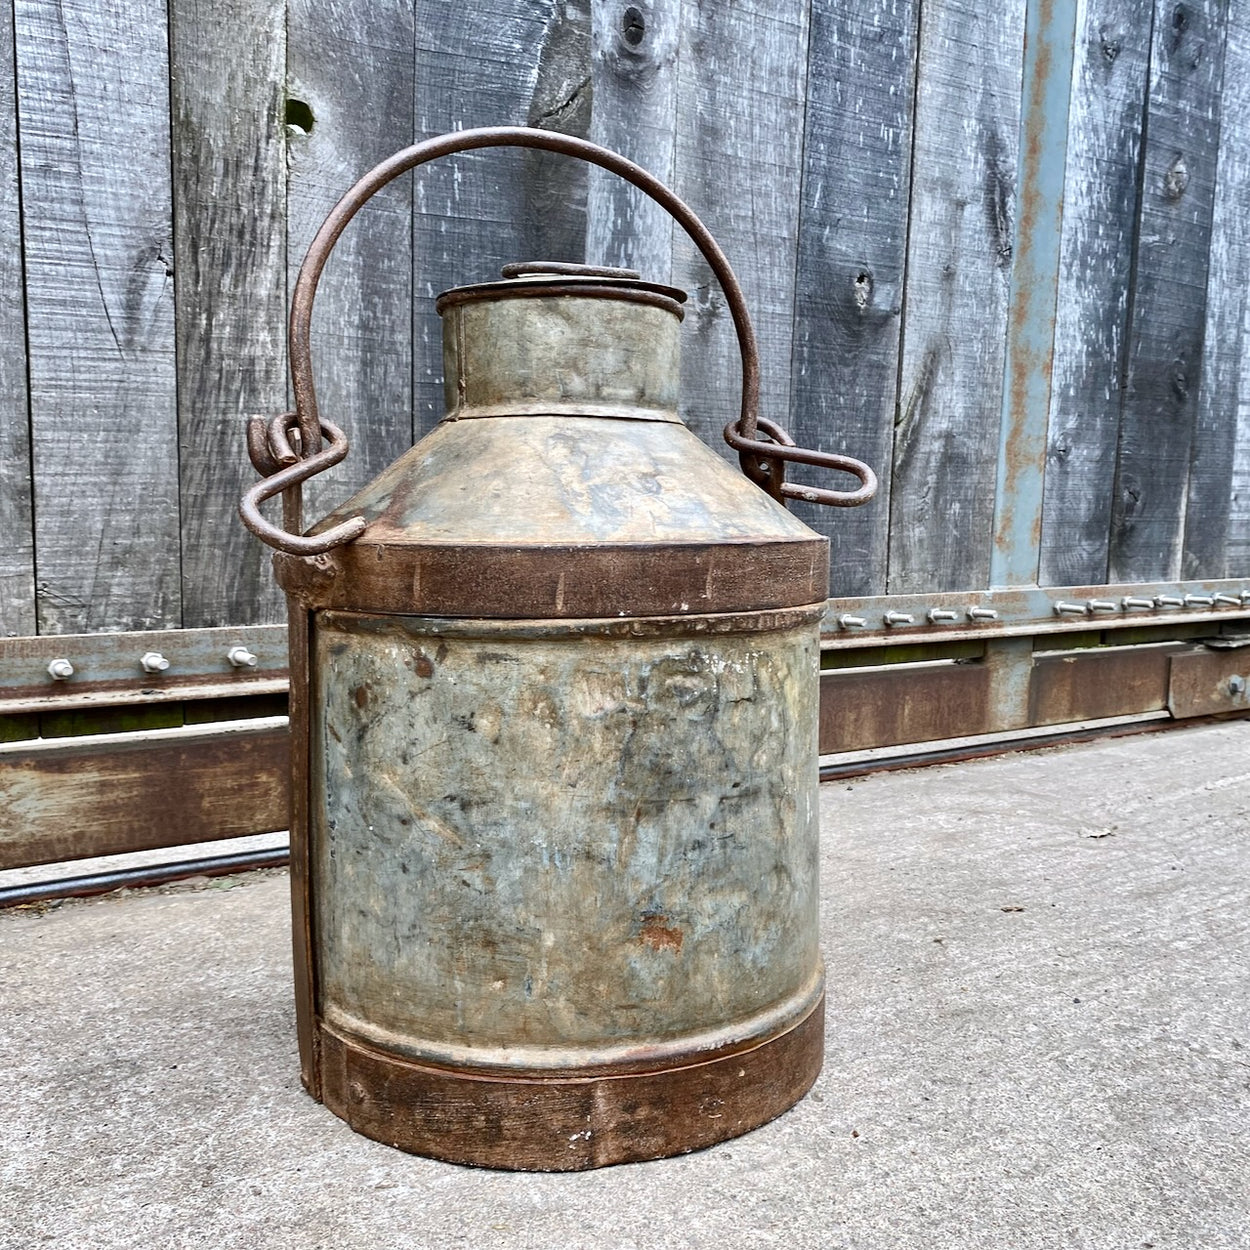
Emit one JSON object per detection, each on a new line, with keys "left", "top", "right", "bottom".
{"left": 3, "top": 0, "right": 1250, "bottom": 868}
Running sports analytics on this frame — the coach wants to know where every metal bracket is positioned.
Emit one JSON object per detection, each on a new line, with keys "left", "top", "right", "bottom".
{"left": 0, "top": 625, "right": 288, "bottom": 715}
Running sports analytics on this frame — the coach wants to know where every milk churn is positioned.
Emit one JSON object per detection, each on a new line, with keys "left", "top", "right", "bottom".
{"left": 240, "top": 128, "right": 875, "bottom": 1171}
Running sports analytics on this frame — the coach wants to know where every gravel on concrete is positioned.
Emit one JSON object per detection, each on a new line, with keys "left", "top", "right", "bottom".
{"left": 3, "top": 719, "right": 1248, "bottom": 1250}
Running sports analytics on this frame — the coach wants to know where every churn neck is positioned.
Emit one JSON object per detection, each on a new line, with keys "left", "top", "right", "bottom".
{"left": 435, "top": 262, "right": 688, "bottom": 423}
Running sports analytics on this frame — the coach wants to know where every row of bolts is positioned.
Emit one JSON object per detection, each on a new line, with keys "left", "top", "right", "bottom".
{"left": 838, "top": 591, "right": 1250, "bottom": 630}
{"left": 45, "top": 646, "right": 258, "bottom": 681}
{"left": 42, "top": 592, "right": 1250, "bottom": 675}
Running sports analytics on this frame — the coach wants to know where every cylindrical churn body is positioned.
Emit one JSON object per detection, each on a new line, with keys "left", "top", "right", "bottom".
{"left": 241, "top": 130, "right": 876, "bottom": 1171}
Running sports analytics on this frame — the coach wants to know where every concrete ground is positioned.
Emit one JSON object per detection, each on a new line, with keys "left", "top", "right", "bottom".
{"left": 3, "top": 720, "right": 1249, "bottom": 1250}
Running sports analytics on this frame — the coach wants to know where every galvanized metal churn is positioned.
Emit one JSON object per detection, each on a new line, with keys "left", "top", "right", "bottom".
{"left": 240, "top": 127, "right": 876, "bottom": 1170}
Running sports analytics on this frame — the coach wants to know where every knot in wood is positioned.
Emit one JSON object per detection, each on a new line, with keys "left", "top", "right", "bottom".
{"left": 851, "top": 269, "right": 873, "bottom": 311}
{"left": 1162, "top": 154, "right": 1189, "bottom": 201}
{"left": 622, "top": 5, "right": 646, "bottom": 46}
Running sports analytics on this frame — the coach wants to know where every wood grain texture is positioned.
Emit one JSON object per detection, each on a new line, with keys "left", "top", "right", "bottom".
{"left": 286, "top": 0, "right": 415, "bottom": 524}
{"left": 889, "top": 0, "right": 1026, "bottom": 594}
{"left": 15, "top": 0, "right": 180, "bottom": 634}
{"left": 1184, "top": 0, "right": 1248, "bottom": 578}
{"left": 1226, "top": 248, "right": 1250, "bottom": 572}
{"left": 1108, "top": 0, "right": 1228, "bottom": 582}
{"left": 671, "top": 0, "right": 809, "bottom": 457}
{"left": 789, "top": 0, "right": 919, "bottom": 597}
{"left": 1038, "top": 0, "right": 1153, "bottom": 586}
{"left": 586, "top": 0, "right": 680, "bottom": 281}
{"left": 6, "top": 0, "right": 1250, "bottom": 645}
{"left": 412, "top": 0, "right": 560, "bottom": 434}
{"left": 172, "top": 0, "right": 287, "bottom": 628}
{"left": 522, "top": 0, "right": 592, "bottom": 263}
{"left": 0, "top": 0, "right": 34, "bottom": 638}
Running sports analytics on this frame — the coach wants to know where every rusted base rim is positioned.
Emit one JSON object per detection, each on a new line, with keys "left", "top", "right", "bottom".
{"left": 314, "top": 993, "right": 825, "bottom": 1171}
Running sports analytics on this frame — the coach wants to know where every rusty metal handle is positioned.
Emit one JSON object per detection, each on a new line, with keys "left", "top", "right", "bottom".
{"left": 240, "top": 414, "right": 364, "bottom": 554}
{"left": 241, "top": 126, "right": 874, "bottom": 554}
{"left": 724, "top": 418, "right": 878, "bottom": 507}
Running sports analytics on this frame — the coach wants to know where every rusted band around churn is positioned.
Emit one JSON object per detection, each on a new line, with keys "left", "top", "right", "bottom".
{"left": 240, "top": 126, "right": 877, "bottom": 556}
{"left": 273, "top": 538, "right": 830, "bottom": 617}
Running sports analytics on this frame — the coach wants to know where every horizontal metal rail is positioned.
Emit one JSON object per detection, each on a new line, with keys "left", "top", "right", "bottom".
{"left": 819, "top": 707, "right": 1250, "bottom": 781}
{"left": 2, "top": 581, "right": 1247, "bottom": 706}
{"left": 0, "top": 624, "right": 287, "bottom": 714}
{"left": 0, "top": 845, "right": 290, "bottom": 909}
{"left": 822, "top": 578, "right": 1250, "bottom": 647}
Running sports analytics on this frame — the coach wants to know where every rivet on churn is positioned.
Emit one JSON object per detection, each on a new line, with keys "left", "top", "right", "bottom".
{"left": 239, "top": 127, "right": 876, "bottom": 1172}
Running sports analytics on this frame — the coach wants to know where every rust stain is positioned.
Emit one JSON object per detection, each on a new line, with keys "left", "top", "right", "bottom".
{"left": 415, "top": 653, "right": 435, "bottom": 678}
{"left": 995, "top": 0, "right": 1063, "bottom": 564}
{"left": 639, "top": 914, "right": 684, "bottom": 954}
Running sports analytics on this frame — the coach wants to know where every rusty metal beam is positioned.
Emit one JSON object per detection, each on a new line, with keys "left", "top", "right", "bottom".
{"left": 820, "top": 661, "right": 993, "bottom": 754}
{"left": 0, "top": 716, "right": 288, "bottom": 869}
{"left": 1168, "top": 650, "right": 1250, "bottom": 718}
{"left": 0, "top": 624, "right": 287, "bottom": 715}
{"left": 5, "top": 630, "right": 1247, "bottom": 876}
{"left": 1029, "top": 644, "right": 1180, "bottom": 724}
{"left": 818, "top": 713, "right": 1176, "bottom": 781}
{"left": 820, "top": 638, "right": 1250, "bottom": 754}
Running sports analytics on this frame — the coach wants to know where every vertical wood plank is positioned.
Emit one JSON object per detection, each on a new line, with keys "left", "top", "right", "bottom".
{"left": 1183, "top": 0, "right": 1248, "bottom": 577}
{"left": 671, "top": 0, "right": 809, "bottom": 456}
{"left": 789, "top": 0, "right": 920, "bottom": 597}
{"left": 0, "top": 0, "right": 35, "bottom": 638}
{"left": 1037, "top": 0, "right": 1153, "bottom": 586}
{"left": 172, "top": 0, "right": 287, "bottom": 628}
{"left": 522, "top": 0, "right": 591, "bottom": 264}
{"left": 586, "top": 0, "right": 680, "bottom": 282}
{"left": 1108, "top": 0, "right": 1228, "bottom": 582}
{"left": 1226, "top": 288, "right": 1250, "bottom": 576}
{"left": 15, "top": 0, "right": 180, "bottom": 634}
{"left": 287, "top": 0, "right": 415, "bottom": 524}
{"left": 411, "top": 0, "right": 561, "bottom": 434}
{"left": 889, "top": 0, "right": 1026, "bottom": 594}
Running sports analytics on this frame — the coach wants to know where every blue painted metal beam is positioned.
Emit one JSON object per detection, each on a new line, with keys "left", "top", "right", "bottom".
{"left": 991, "top": 0, "right": 1079, "bottom": 586}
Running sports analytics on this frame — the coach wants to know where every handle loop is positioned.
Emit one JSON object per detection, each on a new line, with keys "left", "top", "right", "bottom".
{"left": 241, "top": 126, "right": 875, "bottom": 554}
{"left": 724, "top": 418, "right": 878, "bottom": 507}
